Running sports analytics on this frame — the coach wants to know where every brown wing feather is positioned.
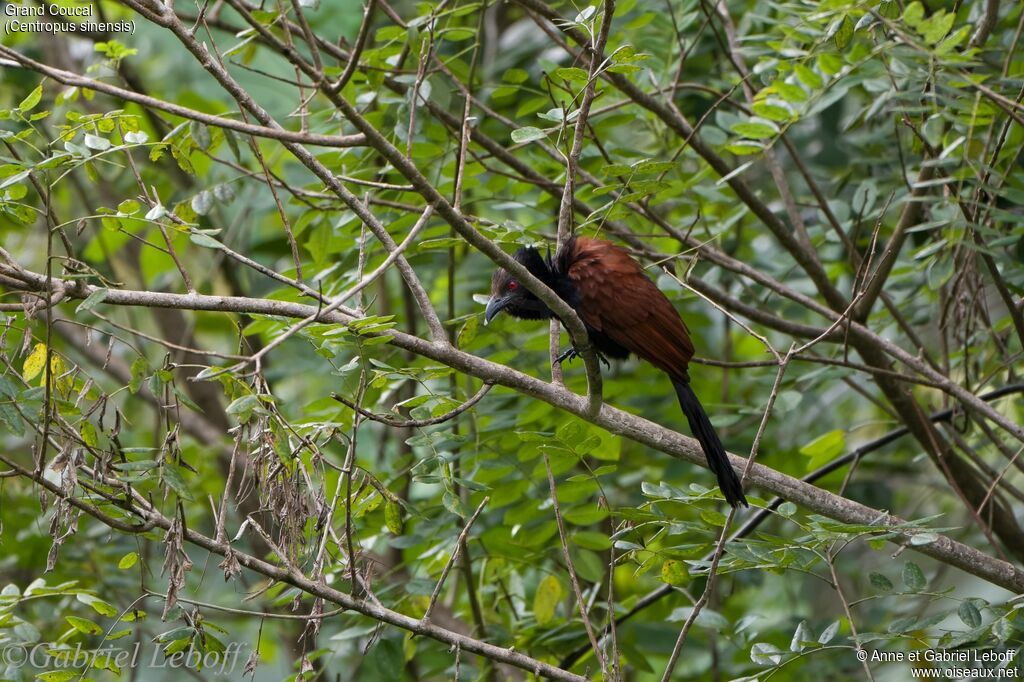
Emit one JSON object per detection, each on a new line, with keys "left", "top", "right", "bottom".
{"left": 565, "top": 237, "right": 694, "bottom": 381}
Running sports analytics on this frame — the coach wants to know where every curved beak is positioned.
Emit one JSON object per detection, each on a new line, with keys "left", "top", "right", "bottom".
{"left": 484, "top": 295, "right": 510, "bottom": 325}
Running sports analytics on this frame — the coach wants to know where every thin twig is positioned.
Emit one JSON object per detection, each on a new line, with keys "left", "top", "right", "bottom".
{"left": 422, "top": 497, "right": 489, "bottom": 623}
{"left": 331, "top": 382, "right": 493, "bottom": 429}
{"left": 545, "top": 455, "right": 608, "bottom": 676}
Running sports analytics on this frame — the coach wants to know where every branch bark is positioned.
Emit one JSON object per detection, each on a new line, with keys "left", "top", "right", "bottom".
{"left": 6, "top": 273, "right": 1022, "bottom": 594}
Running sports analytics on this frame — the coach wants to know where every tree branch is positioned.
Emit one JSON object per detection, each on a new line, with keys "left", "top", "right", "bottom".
{"left": 5, "top": 273, "right": 1022, "bottom": 593}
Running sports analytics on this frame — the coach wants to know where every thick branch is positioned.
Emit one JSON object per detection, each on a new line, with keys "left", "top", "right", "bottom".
{"left": 0, "top": 455, "right": 585, "bottom": 682}
{"left": 6, "top": 275, "right": 1023, "bottom": 593}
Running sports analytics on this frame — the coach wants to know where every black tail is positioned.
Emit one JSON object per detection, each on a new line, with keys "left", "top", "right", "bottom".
{"left": 672, "top": 379, "right": 748, "bottom": 507}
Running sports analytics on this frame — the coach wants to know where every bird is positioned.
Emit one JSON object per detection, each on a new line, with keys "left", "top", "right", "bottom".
{"left": 484, "top": 235, "right": 748, "bottom": 507}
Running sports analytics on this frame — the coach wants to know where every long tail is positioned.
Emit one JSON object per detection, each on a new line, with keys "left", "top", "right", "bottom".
{"left": 672, "top": 379, "right": 748, "bottom": 507}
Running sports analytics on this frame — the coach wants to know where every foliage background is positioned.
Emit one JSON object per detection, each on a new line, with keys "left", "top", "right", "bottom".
{"left": 0, "top": 0, "right": 1022, "bottom": 680}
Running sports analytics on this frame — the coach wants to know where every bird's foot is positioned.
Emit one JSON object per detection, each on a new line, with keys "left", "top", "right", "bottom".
{"left": 555, "top": 346, "right": 610, "bottom": 368}
{"left": 554, "top": 347, "right": 579, "bottom": 365}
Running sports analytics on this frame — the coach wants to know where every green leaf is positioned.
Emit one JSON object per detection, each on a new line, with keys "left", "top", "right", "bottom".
{"left": 814, "top": 54, "right": 841, "bottom": 78}
{"left": 18, "top": 84, "right": 43, "bottom": 113}
{"left": 79, "top": 421, "right": 98, "bottom": 448}
{"left": 563, "top": 506, "right": 609, "bottom": 525}
{"left": 572, "top": 531, "right": 611, "bottom": 551}
{"left": 775, "top": 82, "right": 808, "bottom": 103}
{"left": 225, "top": 394, "right": 260, "bottom": 422}
{"left": 442, "top": 491, "right": 465, "bottom": 517}
{"left": 552, "top": 67, "right": 590, "bottom": 82}
{"left": 878, "top": 0, "right": 899, "bottom": 20}
{"left": 119, "top": 552, "right": 139, "bottom": 569}
{"left": 556, "top": 419, "right": 583, "bottom": 442}
{"left": 145, "top": 204, "right": 167, "bottom": 221}
{"left": 502, "top": 68, "right": 529, "bottom": 84}
{"left": 799, "top": 430, "right": 845, "bottom": 459}
{"left": 793, "top": 64, "right": 823, "bottom": 89}
{"left": 163, "top": 637, "right": 192, "bottom": 655}
{"left": 0, "top": 170, "right": 29, "bottom": 190}
{"left": 700, "top": 509, "right": 727, "bottom": 526}
{"left": 457, "top": 315, "right": 478, "bottom": 347}
{"left": 936, "top": 25, "right": 971, "bottom": 54}
{"left": 223, "top": 129, "right": 241, "bottom": 161}
{"left": 537, "top": 110, "right": 564, "bottom": 124}
{"left": 117, "top": 199, "right": 140, "bottom": 215}
{"left": 777, "top": 501, "right": 797, "bottom": 517}
{"left": 668, "top": 606, "right": 729, "bottom": 631}
{"left": 77, "top": 594, "right": 118, "bottom": 617}
{"left": 510, "top": 127, "right": 548, "bottom": 144}
{"left": 161, "top": 464, "right": 193, "bottom": 500}
{"left": 751, "top": 642, "right": 785, "bottom": 665}
{"left": 902, "top": 562, "right": 926, "bottom": 591}
{"left": 660, "top": 559, "right": 689, "bottom": 586}
{"left": 533, "top": 575, "right": 562, "bottom": 625}
{"left": 790, "top": 620, "right": 812, "bottom": 651}
{"left": 903, "top": 1, "right": 924, "bottom": 28}
{"left": 384, "top": 501, "right": 403, "bottom": 535}
{"left": 443, "top": 28, "right": 475, "bottom": 41}
{"left": 65, "top": 615, "right": 103, "bottom": 635}
{"left": 84, "top": 134, "right": 111, "bottom": 151}
{"left": 834, "top": 15, "right": 854, "bottom": 50}
{"left": 993, "top": 617, "right": 1012, "bottom": 641}
{"left": 819, "top": 620, "right": 840, "bottom": 644}
{"left": 571, "top": 548, "right": 605, "bottom": 583}
{"left": 190, "top": 232, "right": 223, "bottom": 250}
{"left": 190, "top": 121, "right": 211, "bottom": 149}
{"left": 490, "top": 85, "right": 517, "bottom": 100}
{"left": 869, "top": 572, "right": 893, "bottom": 591}
{"left": 958, "top": 601, "right": 982, "bottom": 628}
{"left": 921, "top": 10, "right": 955, "bottom": 44}
{"left": 76, "top": 288, "right": 109, "bottom": 314}
{"left": 129, "top": 357, "right": 148, "bottom": 394}
{"left": 731, "top": 121, "right": 777, "bottom": 139}
{"left": 752, "top": 102, "right": 791, "bottom": 122}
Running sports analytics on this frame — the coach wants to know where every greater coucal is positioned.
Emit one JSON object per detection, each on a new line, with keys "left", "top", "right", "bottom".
{"left": 485, "top": 236, "right": 747, "bottom": 507}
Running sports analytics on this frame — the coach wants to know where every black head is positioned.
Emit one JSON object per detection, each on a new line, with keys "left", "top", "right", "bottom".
{"left": 484, "top": 246, "right": 555, "bottom": 324}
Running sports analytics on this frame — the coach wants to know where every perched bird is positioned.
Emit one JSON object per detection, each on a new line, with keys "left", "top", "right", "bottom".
{"left": 485, "top": 236, "right": 747, "bottom": 507}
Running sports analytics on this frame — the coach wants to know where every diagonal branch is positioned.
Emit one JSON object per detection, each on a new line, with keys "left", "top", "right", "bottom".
{"left": 4, "top": 272, "right": 1022, "bottom": 594}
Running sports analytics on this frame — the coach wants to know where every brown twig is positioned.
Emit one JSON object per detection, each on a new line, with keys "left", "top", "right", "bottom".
{"left": 544, "top": 455, "right": 607, "bottom": 676}
{"left": 331, "top": 382, "right": 493, "bottom": 428}
{"left": 422, "top": 496, "right": 489, "bottom": 623}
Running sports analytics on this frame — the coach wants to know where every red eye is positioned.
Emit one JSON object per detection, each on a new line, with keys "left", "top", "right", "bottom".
{"left": 508, "top": 280, "right": 518, "bottom": 291}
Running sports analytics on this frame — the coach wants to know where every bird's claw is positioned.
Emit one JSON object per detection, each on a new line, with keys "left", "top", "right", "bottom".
{"left": 555, "top": 347, "right": 610, "bottom": 368}
{"left": 554, "top": 347, "right": 578, "bottom": 365}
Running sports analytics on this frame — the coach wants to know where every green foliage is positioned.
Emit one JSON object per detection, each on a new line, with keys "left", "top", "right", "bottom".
{"left": 0, "top": 0, "right": 1022, "bottom": 680}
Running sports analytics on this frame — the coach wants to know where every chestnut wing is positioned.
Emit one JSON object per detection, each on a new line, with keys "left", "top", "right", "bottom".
{"left": 564, "top": 238, "right": 694, "bottom": 380}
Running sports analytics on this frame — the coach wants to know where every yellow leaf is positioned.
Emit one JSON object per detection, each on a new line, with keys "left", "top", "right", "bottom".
{"left": 22, "top": 343, "right": 46, "bottom": 382}
{"left": 533, "top": 575, "right": 563, "bottom": 626}
{"left": 661, "top": 560, "right": 689, "bottom": 586}
{"left": 80, "top": 421, "right": 98, "bottom": 448}
{"left": 384, "top": 501, "right": 404, "bottom": 535}
{"left": 406, "top": 595, "right": 430, "bottom": 618}
{"left": 50, "top": 354, "right": 72, "bottom": 392}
